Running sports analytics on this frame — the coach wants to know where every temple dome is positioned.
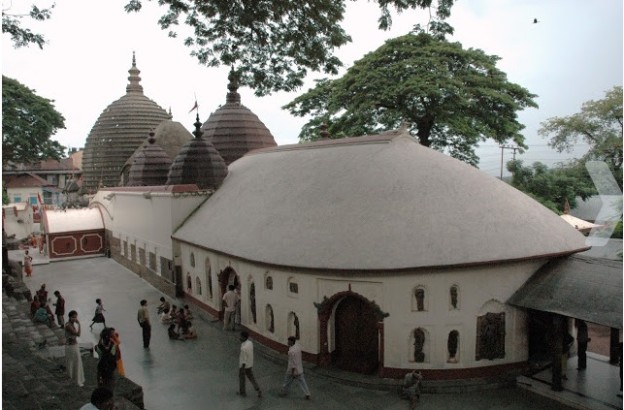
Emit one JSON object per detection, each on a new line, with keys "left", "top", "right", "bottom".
{"left": 200, "top": 71, "right": 277, "bottom": 165}
{"left": 166, "top": 115, "right": 228, "bottom": 190}
{"left": 120, "top": 119, "right": 193, "bottom": 184}
{"left": 126, "top": 132, "right": 173, "bottom": 186}
{"left": 173, "top": 130, "right": 589, "bottom": 271}
{"left": 82, "top": 54, "right": 171, "bottom": 192}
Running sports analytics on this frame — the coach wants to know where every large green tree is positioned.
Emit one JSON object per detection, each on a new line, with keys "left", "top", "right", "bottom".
{"left": 2, "top": 3, "right": 54, "bottom": 48}
{"left": 125, "top": 0, "right": 454, "bottom": 96}
{"left": 539, "top": 86, "right": 623, "bottom": 185}
{"left": 283, "top": 31, "right": 537, "bottom": 166}
{"left": 2, "top": 76, "right": 66, "bottom": 166}
{"left": 506, "top": 160, "right": 596, "bottom": 213}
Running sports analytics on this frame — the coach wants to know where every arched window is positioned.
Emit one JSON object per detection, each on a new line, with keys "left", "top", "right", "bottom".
{"left": 190, "top": 252, "right": 195, "bottom": 268}
{"left": 450, "top": 285, "right": 459, "bottom": 310}
{"left": 265, "top": 305, "right": 274, "bottom": 333}
{"left": 288, "top": 312, "right": 300, "bottom": 340}
{"left": 412, "top": 286, "right": 426, "bottom": 311}
{"left": 412, "top": 328, "right": 426, "bottom": 363}
{"left": 265, "top": 275, "right": 273, "bottom": 290}
{"left": 205, "top": 257, "right": 213, "bottom": 299}
{"left": 186, "top": 273, "right": 192, "bottom": 293}
{"left": 249, "top": 283, "right": 256, "bottom": 323}
{"left": 195, "top": 277, "right": 202, "bottom": 295}
{"left": 447, "top": 330, "right": 460, "bottom": 363}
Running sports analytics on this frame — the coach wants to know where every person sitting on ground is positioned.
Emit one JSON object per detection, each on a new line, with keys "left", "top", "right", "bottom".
{"left": 401, "top": 370, "right": 423, "bottom": 410}
{"left": 33, "top": 303, "right": 54, "bottom": 327}
{"left": 157, "top": 296, "right": 170, "bottom": 315}
{"left": 175, "top": 307, "right": 187, "bottom": 333}
{"left": 184, "top": 322, "right": 198, "bottom": 339}
{"left": 168, "top": 323, "right": 184, "bottom": 340}
{"left": 30, "top": 295, "right": 41, "bottom": 318}
{"left": 184, "top": 304, "right": 193, "bottom": 321}
{"left": 161, "top": 305, "right": 176, "bottom": 324}
{"left": 79, "top": 386, "right": 114, "bottom": 410}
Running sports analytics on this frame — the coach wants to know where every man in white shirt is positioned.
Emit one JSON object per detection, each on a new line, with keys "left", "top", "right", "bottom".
{"left": 222, "top": 285, "right": 239, "bottom": 331}
{"left": 279, "top": 336, "right": 311, "bottom": 399}
{"left": 239, "top": 331, "right": 262, "bottom": 397}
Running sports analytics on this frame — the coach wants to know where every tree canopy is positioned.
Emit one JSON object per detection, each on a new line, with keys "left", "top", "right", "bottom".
{"left": 539, "top": 86, "right": 623, "bottom": 177}
{"left": 2, "top": 3, "right": 54, "bottom": 49}
{"left": 125, "top": 0, "right": 454, "bottom": 96}
{"left": 506, "top": 160, "right": 596, "bottom": 213}
{"left": 283, "top": 32, "right": 537, "bottom": 166}
{"left": 2, "top": 76, "right": 66, "bottom": 166}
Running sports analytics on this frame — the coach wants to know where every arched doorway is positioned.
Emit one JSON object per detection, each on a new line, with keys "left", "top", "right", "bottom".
{"left": 218, "top": 266, "right": 239, "bottom": 321}
{"left": 332, "top": 295, "right": 380, "bottom": 374}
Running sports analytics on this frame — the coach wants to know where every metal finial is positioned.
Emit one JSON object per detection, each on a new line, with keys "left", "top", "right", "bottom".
{"left": 193, "top": 113, "right": 203, "bottom": 139}
{"left": 147, "top": 131, "right": 156, "bottom": 144}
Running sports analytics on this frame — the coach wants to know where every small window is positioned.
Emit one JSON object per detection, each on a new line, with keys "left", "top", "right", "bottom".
{"left": 186, "top": 273, "right": 192, "bottom": 293}
{"left": 205, "top": 257, "right": 213, "bottom": 299}
{"left": 13, "top": 195, "right": 22, "bottom": 203}
{"left": 190, "top": 252, "right": 195, "bottom": 268}
{"left": 287, "top": 277, "right": 298, "bottom": 294}
{"left": 412, "top": 286, "right": 426, "bottom": 311}
{"left": 265, "top": 275, "right": 273, "bottom": 290}
{"left": 450, "top": 285, "right": 459, "bottom": 310}
{"left": 412, "top": 328, "right": 426, "bottom": 363}
{"left": 196, "top": 277, "right": 202, "bottom": 295}
{"left": 447, "top": 330, "right": 460, "bottom": 363}
{"left": 249, "top": 283, "right": 257, "bottom": 323}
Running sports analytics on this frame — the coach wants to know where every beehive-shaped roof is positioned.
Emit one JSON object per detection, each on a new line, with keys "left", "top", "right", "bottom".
{"left": 200, "top": 71, "right": 277, "bottom": 165}
{"left": 81, "top": 54, "right": 171, "bottom": 192}
{"left": 166, "top": 115, "right": 228, "bottom": 190}
{"left": 174, "top": 130, "right": 589, "bottom": 271}
{"left": 126, "top": 132, "right": 173, "bottom": 186}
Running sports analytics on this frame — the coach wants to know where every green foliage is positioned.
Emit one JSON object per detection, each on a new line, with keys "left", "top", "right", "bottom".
{"left": 2, "top": 3, "right": 54, "bottom": 48}
{"left": 612, "top": 220, "right": 623, "bottom": 239}
{"left": 539, "top": 86, "right": 623, "bottom": 188}
{"left": 2, "top": 76, "right": 66, "bottom": 165}
{"left": 125, "top": 0, "right": 454, "bottom": 96}
{"left": 506, "top": 160, "right": 597, "bottom": 213}
{"left": 2, "top": 187, "right": 8, "bottom": 205}
{"left": 284, "top": 32, "right": 537, "bottom": 166}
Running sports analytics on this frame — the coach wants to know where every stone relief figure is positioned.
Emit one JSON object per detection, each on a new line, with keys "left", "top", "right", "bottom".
{"left": 415, "top": 288, "right": 425, "bottom": 311}
{"left": 447, "top": 330, "right": 459, "bottom": 363}
{"left": 413, "top": 328, "right": 425, "bottom": 362}
{"left": 476, "top": 312, "right": 505, "bottom": 360}
{"left": 249, "top": 283, "right": 256, "bottom": 323}
{"left": 450, "top": 286, "right": 458, "bottom": 309}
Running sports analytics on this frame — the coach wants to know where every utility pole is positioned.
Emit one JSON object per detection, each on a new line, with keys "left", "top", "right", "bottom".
{"left": 499, "top": 145, "right": 521, "bottom": 179}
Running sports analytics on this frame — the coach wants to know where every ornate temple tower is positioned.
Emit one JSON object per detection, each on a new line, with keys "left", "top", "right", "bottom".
{"left": 81, "top": 53, "right": 171, "bottom": 192}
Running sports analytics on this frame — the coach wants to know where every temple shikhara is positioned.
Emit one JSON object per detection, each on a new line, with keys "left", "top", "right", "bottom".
{"left": 25, "top": 55, "right": 621, "bottom": 384}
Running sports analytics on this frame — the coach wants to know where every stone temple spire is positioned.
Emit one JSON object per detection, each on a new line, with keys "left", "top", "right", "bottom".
{"left": 126, "top": 51, "right": 143, "bottom": 93}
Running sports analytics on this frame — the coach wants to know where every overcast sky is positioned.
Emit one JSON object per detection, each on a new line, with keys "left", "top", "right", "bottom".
{"left": 2, "top": 0, "right": 622, "bottom": 176}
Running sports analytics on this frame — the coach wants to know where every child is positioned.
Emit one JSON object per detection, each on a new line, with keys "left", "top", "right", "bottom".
{"left": 168, "top": 324, "right": 184, "bottom": 340}
{"left": 90, "top": 298, "right": 107, "bottom": 329}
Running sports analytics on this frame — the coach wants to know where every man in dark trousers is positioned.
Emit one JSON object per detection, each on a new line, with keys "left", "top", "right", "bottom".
{"left": 53, "top": 290, "right": 65, "bottom": 327}
{"left": 137, "top": 300, "right": 151, "bottom": 348}
{"left": 238, "top": 331, "right": 262, "bottom": 398}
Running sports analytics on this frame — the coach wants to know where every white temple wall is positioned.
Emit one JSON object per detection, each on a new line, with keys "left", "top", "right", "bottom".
{"left": 178, "top": 242, "right": 546, "bottom": 370}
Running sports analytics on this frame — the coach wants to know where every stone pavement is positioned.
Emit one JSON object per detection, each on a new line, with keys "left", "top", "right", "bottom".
{"left": 4, "top": 255, "right": 579, "bottom": 410}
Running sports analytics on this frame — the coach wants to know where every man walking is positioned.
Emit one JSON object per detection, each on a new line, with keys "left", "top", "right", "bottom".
{"left": 280, "top": 336, "right": 311, "bottom": 400}
{"left": 222, "top": 285, "right": 239, "bottom": 331}
{"left": 239, "top": 331, "right": 262, "bottom": 398}
{"left": 137, "top": 300, "right": 151, "bottom": 348}
{"left": 53, "top": 290, "right": 65, "bottom": 326}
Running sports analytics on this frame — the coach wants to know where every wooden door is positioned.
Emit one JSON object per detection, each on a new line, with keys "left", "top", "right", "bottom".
{"left": 333, "top": 296, "right": 379, "bottom": 374}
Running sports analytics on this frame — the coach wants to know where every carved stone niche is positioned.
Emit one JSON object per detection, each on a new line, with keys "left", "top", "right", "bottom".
{"left": 476, "top": 312, "right": 506, "bottom": 361}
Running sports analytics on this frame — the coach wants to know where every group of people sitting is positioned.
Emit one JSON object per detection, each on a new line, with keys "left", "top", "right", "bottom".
{"left": 30, "top": 284, "right": 54, "bottom": 327}
{"left": 157, "top": 297, "right": 197, "bottom": 340}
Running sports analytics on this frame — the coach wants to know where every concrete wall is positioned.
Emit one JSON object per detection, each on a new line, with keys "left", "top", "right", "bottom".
{"left": 177, "top": 240, "right": 544, "bottom": 378}
{"left": 3, "top": 205, "right": 34, "bottom": 240}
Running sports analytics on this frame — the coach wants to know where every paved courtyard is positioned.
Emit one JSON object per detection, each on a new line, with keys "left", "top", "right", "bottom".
{"left": 23, "top": 256, "right": 579, "bottom": 410}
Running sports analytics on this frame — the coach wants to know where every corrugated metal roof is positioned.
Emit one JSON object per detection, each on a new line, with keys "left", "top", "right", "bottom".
{"left": 507, "top": 255, "right": 622, "bottom": 329}
{"left": 45, "top": 208, "right": 104, "bottom": 234}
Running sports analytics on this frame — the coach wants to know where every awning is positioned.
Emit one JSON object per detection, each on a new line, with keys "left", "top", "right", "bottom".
{"left": 508, "top": 255, "right": 622, "bottom": 329}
